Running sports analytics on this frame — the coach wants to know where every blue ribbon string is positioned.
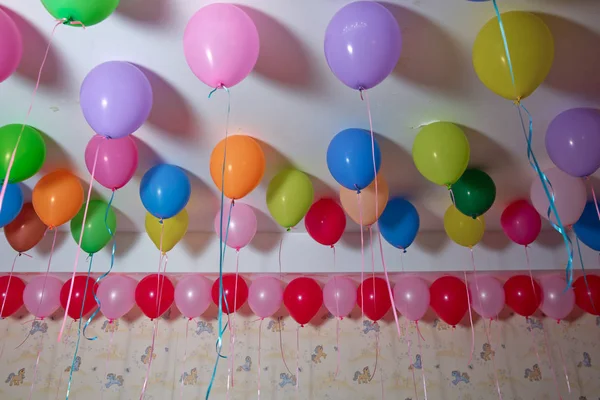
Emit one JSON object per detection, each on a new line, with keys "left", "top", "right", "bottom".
{"left": 492, "top": 0, "right": 574, "bottom": 287}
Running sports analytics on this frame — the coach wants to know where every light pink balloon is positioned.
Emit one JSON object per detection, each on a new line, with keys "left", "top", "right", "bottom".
{"left": 248, "top": 277, "right": 283, "bottom": 319}
{"left": 0, "top": 8, "right": 22, "bottom": 82}
{"left": 468, "top": 275, "right": 505, "bottom": 319}
{"left": 530, "top": 167, "right": 586, "bottom": 226}
{"left": 97, "top": 275, "right": 137, "bottom": 321}
{"left": 214, "top": 202, "right": 257, "bottom": 250}
{"left": 393, "top": 276, "right": 429, "bottom": 321}
{"left": 323, "top": 277, "right": 357, "bottom": 319}
{"left": 85, "top": 135, "right": 138, "bottom": 190}
{"left": 540, "top": 275, "right": 575, "bottom": 321}
{"left": 183, "top": 3, "right": 259, "bottom": 88}
{"left": 23, "top": 276, "right": 62, "bottom": 319}
{"left": 175, "top": 275, "right": 212, "bottom": 319}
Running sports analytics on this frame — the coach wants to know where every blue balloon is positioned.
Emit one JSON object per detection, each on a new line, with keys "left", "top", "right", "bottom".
{"left": 573, "top": 201, "right": 600, "bottom": 251}
{"left": 0, "top": 184, "right": 23, "bottom": 228}
{"left": 140, "top": 164, "right": 191, "bottom": 219}
{"left": 326, "top": 128, "right": 381, "bottom": 191}
{"left": 378, "top": 198, "right": 420, "bottom": 249}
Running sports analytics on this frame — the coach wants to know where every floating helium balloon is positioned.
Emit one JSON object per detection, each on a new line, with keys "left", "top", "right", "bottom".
{"left": 284, "top": 277, "right": 323, "bottom": 326}
{"left": 60, "top": 275, "right": 97, "bottom": 320}
{"left": 85, "top": 135, "right": 138, "bottom": 190}
{"left": 468, "top": 275, "right": 505, "bottom": 319}
{"left": 214, "top": 201, "right": 257, "bottom": 250}
{"left": 0, "top": 276, "right": 25, "bottom": 318}
{"left": 574, "top": 202, "right": 600, "bottom": 252}
{"left": 305, "top": 198, "right": 346, "bottom": 247}
{"left": 501, "top": 200, "right": 541, "bottom": 246}
{"left": 540, "top": 275, "right": 574, "bottom": 321}
{"left": 530, "top": 167, "right": 586, "bottom": 226}
{"left": 378, "top": 197, "right": 420, "bottom": 250}
{"left": 393, "top": 276, "right": 429, "bottom": 321}
{"left": 0, "top": 8, "right": 22, "bottom": 82}
{"left": 32, "top": 170, "right": 83, "bottom": 228}
{"left": 23, "top": 275, "right": 62, "bottom": 319}
{"left": 322, "top": 277, "right": 356, "bottom": 319}
{"left": 140, "top": 164, "right": 191, "bottom": 219}
{"left": 267, "top": 169, "right": 314, "bottom": 229}
{"left": 41, "top": 0, "right": 119, "bottom": 27}
{"left": 97, "top": 275, "right": 137, "bottom": 321}
{"left": 145, "top": 209, "right": 189, "bottom": 253}
{"left": 0, "top": 124, "right": 46, "bottom": 183}
{"left": 504, "top": 275, "right": 541, "bottom": 318}
{"left": 452, "top": 169, "right": 496, "bottom": 218}
{"left": 444, "top": 205, "right": 485, "bottom": 248}
{"left": 248, "top": 277, "right": 284, "bottom": 319}
{"left": 70, "top": 200, "right": 117, "bottom": 255}
{"left": 135, "top": 274, "right": 175, "bottom": 319}
{"left": 0, "top": 183, "right": 23, "bottom": 228}
{"left": 4, "top": 203, "right": 46, "bottom": 253}
{"left": 430, "top": 276, "right": 468, "bottom": 327}
{"left": 174, "top": 275, "right": 212, "bottom": 319}
{"left": 357, "top": 277, "right": 391, "bottom": 322}
{"left": 339, "top": 174, "right": 389, "bottom": 226}
{"left": 573, "top": 275, "right": 600, "bottom": 316}
{"left": 211, "top": 274, "right": 249, "bottom": 314}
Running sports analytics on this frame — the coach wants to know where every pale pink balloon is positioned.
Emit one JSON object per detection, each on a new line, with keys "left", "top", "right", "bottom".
{"left": 540, "top": 275, "right": 575, "bottom": 321}
{"left": 393, "top": 276, "right": 429, "bottom": 321}
{"left": 323, "top": 277, "right": 356, "bottom": 319}
{"left": 23, "top": 276, "right": 62, "bottom": 319}
{"left": 183, "top": 3, "right": 259, "bottom": 88}
{"left": 85, "top": 135, "right": 138, "bottom": 190}
{"left": 530, "top": 167, "right": 586, "bottom": 226}
{"left": 175, "top": 275, "right": 212, "bottom": 319}
{"left": 248, "top": 276, "right": 283, "bottom": 319}
{"left": 468, "top": 275, "right": 505, "bottom": 319}
{"left": 0, "top": 8, "right": 22, "bottom": 82}
{"left": 214, "top": 202, "right": 257, "bottom": 250}
{"left": 97, "top": 275, "right": 137, "bottom": 321}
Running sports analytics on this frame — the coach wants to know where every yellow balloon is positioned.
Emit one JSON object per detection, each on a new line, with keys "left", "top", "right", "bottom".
{"left": 472, "top": 11, "right": 554, "bottom": 101}
{"left": 444, "top": 205, "right": 485, "bottom": 248}
{"left": 145, "top": 209, "right": 189, "bottom": 253}
{"left": 412, "top": 122, "right": 469, "bottom": 186}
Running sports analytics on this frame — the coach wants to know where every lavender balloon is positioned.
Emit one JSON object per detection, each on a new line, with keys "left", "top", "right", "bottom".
{"left": 546, "top": 108, "right": 600, "bottom": 177}
{"left": 324, "top": 1, "right": 401, "bottom": 90}
{"left": 468, "top": 275, "right": 505, "bottom": 319}
{"left": 174, "top": 275, "right": 212, "bottom": 319}
{"left": 248, "top": 277, "right": 283, "bottom": 319}
{"left": 393, "top": 276, "right": 429, "bottom": 321}
{"left": 23, "top": 276, "right": 62, "bottom": 319}
{"left": 323, "top": 277, "right": 357, "bottom": 318}
{"left": 540, "top": 275, "right": 575, "bottom": 321}
{"left": 80, "top": 61, "right": 153, "bottom": 138}
{"left": 97, "top": 275, "right": 137, "bottom": 321}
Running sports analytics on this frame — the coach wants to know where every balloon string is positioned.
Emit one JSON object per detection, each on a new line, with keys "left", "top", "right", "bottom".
{"left": 295, "top": 325, "right": 300, "bottom": 390}
{"left": 465, "top": 252, "right": 476, "bottom": 365}
{"left": 357, "top": 193, "right": 365, "bottom": 322}
{"left": 0, "top": 253, "right": 31, "bottom": 318}
{"left": 277, "top": 235, "right": 293, "bottom": 376}
{"left": 140, "top": 319, "right": 159, "bottom": 399}
{"left": 555, "top": 325, "right": 571, "bottom": 393}
{"left": 360, "top": 89, "right": 379, "bottom": 237}
{"left": 335, "top": 318, "right": 340, "bottom": 379}
{"left": 53, "top": 323, "right": 73, "bottom": 400}
{"left": 416, "top": 321, "right": 427, "bottom": 400}
{"left": 59, "top": 145, "right": 99, "bottom": 342}
{"left": 369, "top": 329, "right": 379, "bottom": 382}
{"left": 483, "top": 319, "right": 503, "bottom": 400}
{"left": 28, "top": 327, "right": 44, "bottom": 400}
{"left": 406, "top": 319, "right": 419, "bottom": 400}
{"left": 0, "top": 19, "right": 63, "bottom": 213}
{"left": 180, "top": 318, "right": 190, "bottom": 399}
{"left": 540, "top": 321, "right": 562, "bottom": 400}
{"left": 332, "top": 245, "right": 341, "bottom": 379}
{"left": 257, "top": 318, "right": 262, "bottom": 400}
{"left": 229, "top": 250, "right": 240, "bottom": 390}
{"left": 527, "top": 317, "right": 544, "bottom": 377}
{"left": 377, "top": 231, "right": 402, "bottom": 339}
{"left": 586, "top": 178, "right": 600, "bottom": 222}
{"left": 575, "top": 236, "right": 598, "bottom": 314}
{"left": 156, "top": 220, "right": 165, "bottom": 312}
{"left": 101, "top": 325, "right": 114, "bottom": 400}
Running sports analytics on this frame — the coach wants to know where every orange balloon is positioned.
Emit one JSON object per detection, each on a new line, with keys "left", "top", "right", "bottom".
{"left": 32, "top": 170, "right": 84, "bottom": 228}
{"left": 209, "top": 135, "right": 265, "bottom": 200}
{"left": 340, "top": 175, "right": 389, "bottom": 226}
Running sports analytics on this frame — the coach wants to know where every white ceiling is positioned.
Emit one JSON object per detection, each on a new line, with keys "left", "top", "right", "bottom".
{"left": 1, "top": 0, "right": 599, "bottom": 233}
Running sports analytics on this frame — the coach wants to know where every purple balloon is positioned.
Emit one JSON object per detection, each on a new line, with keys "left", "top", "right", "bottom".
{"left": 23, "top": 276, "right": 62, "bottom": 319}
{"left": 97, "top": 275, "right": 137, "bottom": 321}
{"left": 248, "top": 277, "right": 283, "bottom": 319}
{"left": 324, "top": 1, "right": 401, "bottom": 90}
{"left": 393, "top": 276, "right": 429, "bottom": 321}
{"left": 80, "top": 61, "right": 153, "bottom": 138}
{"left": 540, "top": 275, "right": 575, "bottom": 321}
{"left": 468, "top": 275, "right": 505, "bottom": 319}
{"left": 174, "top": 275, "right": 212, "bottom": 319}
{"left": 546, "top": 108, "right": 600, "bottom": 178}
{"left": 323, "top": 277, "right": 357, "bottom": 318}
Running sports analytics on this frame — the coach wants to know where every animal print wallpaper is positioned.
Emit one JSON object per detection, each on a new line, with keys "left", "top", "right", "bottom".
{"left": 0, "top": 306, "right": 598, "bottom": 399}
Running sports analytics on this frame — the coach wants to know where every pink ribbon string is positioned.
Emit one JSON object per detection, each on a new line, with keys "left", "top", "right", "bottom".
{"left": 277, "top": 235, "right": 294, "bottom": 377}
{"left": 587, "top": 177, "right": 600, "bottom": 222}
{"left": 53, "top": 322, "right": 72, "bottom": 400}
{"left": 140, "top": 319, "right": 159, "bottom": 399}
{"left": 406, "top": 319, "right": 419, "bottom": 400}
{"left": 377, "top": 231, "right": 402, "bottom": 340}
{"left": 369, "top": 329, "right": 380, "bottom": 382}
{"left": 335, "top": 318, "right": 340, "bottom": 379}
{"left": 257, "top": 318, "right": 262, "bottom": 399}
{"left": 229, "top": 250, "right": 240, "bottom": 390}
{"left": 180, "top": 319, "right": 190, "bottom": 399}
{"left": 101, "top": 326, "right": 115, "bottom": 400}
{"left": 416, "top": 321, "right": 428, "bottom": 400}
{"left": 541, "top": 321, "right": 563, "bottom": 400}
{"left": 465, "top": 253, "right": 476, "bottom": 366}
{"left": 295, "top": 325, "right": 300, "bottom": 390}
{"left": 1, "top": 253, "right": 32, "bottom": 318}
{"left": 28, "top": 328, "right": 45, "bottom": 400}
{"left": 555, "top": 324, "right": 571, "bottom": 393}
{"left": 357, "top": 192, "right": 365, "bottom": 322}
{"left": 332, "top": 246, "right": 341, "bottom": 379}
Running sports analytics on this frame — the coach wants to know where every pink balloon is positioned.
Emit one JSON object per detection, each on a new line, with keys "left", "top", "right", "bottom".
{"left": 323, "top": 277, "right": 357, "bottom": 319}
{"left": 248, "top": 276, "right": 283, "bottom": 319}
{"left": 214, "top": 201, "right": 257, "bottom": 250}
{"left": 85, "top": 135, "right": 138, "bottom": 190}
{"left": 183, "top": 3, "right": 259, "bottom": 88}
{"left": 23, "top": 276, "right": 62, "bottom": 319}
{"left": 97, "top": 275, "right": 137, "bottom": 321}
{"left": 0, "top": 8, "right": 22, "bottom": 82}
{"left": 540, "top": 275, "right": 575, "bottom": 321}
{"left": 393, "top": 276, "right": 430, "bottom": 321}
{"left": 530, "top": 168, "right": 586, "bottom": 226}
{"left": 468, "top": 275, "right": 505, "bottom": 319}
{"left": 500, "top": 200, "right": 541, "bottom": 246}
{"left": 174, "top": 275, "right": 212, "bottom": 319}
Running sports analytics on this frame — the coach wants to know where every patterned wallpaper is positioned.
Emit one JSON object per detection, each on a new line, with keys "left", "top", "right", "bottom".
{"left": 0, "top": 307, "right": 598, "bottom": 400}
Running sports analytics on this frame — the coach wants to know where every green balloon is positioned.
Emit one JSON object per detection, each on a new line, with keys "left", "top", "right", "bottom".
{"left": 452, "top": 169, "right": 496, "bottom": 218}
{"left": 267, "top": 169, "right": 314, "bottom": 229}
{"left": 41, "top": 0, "right": 119, "bottom": 27}
{"left": 70, "top": 200, "right": 117, "bottom": 254}
{"left": 0, "top": 124, "right": 46, "bottom": 183}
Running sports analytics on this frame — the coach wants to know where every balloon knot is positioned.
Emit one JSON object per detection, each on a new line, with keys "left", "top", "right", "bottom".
{"left": 300, "top": 324, "right": 305, "bottom": 328}
{"left": 359, "top": 88, "right": 365, "bottom": 101}
{"left": 446, "top": 184, "right": 452, "bottom": 190}
{"left": 286, "top": 227, "right": 291, "bottom": 232}
{"left": 513, "top": 97, "right": 521, "bottom": 106}
{"left": 159, "top": 218, "right": 164, "bottom": 225}
{"left": 403, "top": 248, "right": 407, "bottom": 254}
{"left": 231, "top": 199, "right": 236, "bottom": 206}
{"left": 330, "top": 245, "right": 335, "bottom": 249}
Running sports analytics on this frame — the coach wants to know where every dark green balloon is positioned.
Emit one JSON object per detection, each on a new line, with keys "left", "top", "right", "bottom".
{"left": 0, "top": 124, "right": 46, "bottom": 183}
{"left": 452, "top": 169, "right": 496, "bottom": 218}
{"left": 41, "top": 0, "right": 119, "bottom": 27}
{"left": 70, "top": 200, "right": 117, "bottom": 254}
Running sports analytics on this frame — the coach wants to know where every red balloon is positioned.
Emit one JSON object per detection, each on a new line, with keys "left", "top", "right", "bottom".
{"left": 284, "top": 277, "right": 323, "bottom": 326}
{"left": 573, "top": 275, "right": 600, "bottom": 316}
{"left": 135, "top": 274, "right": 175, "bottom": 319}
{"left": 305, "top": 198, "right": 346, "bottom": 246}
{"left": 501, "top": 200, "right": 541, "bottom": 246}
{"left": 60, "top": 276, "right": 98, "bottom": 320}
{"left": 357, "top": 277, "right": 391, "bottom": 322}
{"left": 0, "top": 276, "right": 25, "bottom": 318}
{"left": 211, "top": 274, "right": 248, "bottom": 314}
{"left": 504, "top": 275, "right": 542, "bottom": 317}
{"left": 430, "top": 276, "right": 468, "bottom": 327}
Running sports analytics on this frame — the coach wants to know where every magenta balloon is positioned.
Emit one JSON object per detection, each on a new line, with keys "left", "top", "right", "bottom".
{"left": 183, "top": 3, "right": 259, "bottom": 88}
{"left": 500, "top": 200, "right": 541, "bottom": 246}
{"left": 468, "top": 275, "right": 505, "bottom": 319}
{"left": 174, "top": 275, "right": 212, "bottom": 319}
{"left": 80, "top": 61, "right": 153, "bottom": 138}
{"left": 214, "top": 202, "right": 257, "bottom": 250}
{"left": 540, "top": 275, "right": 575, "bottom": 321}
{"left": 0, "top": 8, "right": 22, "bottom": 82}
{"left": 23, "top": 276, "right": 62, "bottom": 319}
{"left": 393, "top": 276, "right": 429, "bottom": 321}
{"left": 324, "top": 1, "right": 401, "bottom": 90}
{"left": 85, "top": 135, "right": 139, "bottom": 190}
{"left": 248, "top": 277, "right": 283, "bottom": 319}
{"left": 530, "top": 168, "right": 586, "bottom": 226}
{"left": 323, "top": 277, "right": 357, "bottom": 318}
{"left": 97, "top": 275, "right": 137, "bottom": 321}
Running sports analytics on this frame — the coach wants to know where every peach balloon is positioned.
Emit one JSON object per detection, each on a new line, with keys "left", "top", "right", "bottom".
{"left": 32, "top": 170, "right": 84, "bottom": 228}
{"left": 340, "top": 174, "right": 389, "bottom": 226}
